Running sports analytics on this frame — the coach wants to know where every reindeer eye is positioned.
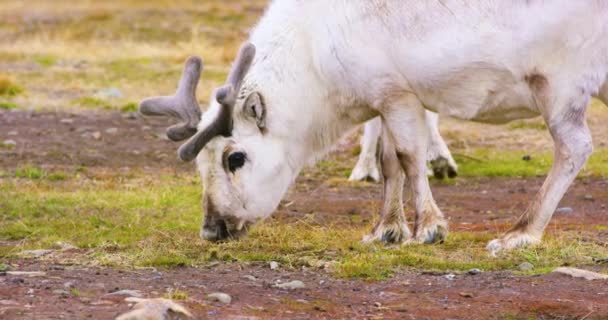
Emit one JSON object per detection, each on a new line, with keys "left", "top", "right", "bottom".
{"left": 227, "top": 152, "right": 246, "bottom": 172}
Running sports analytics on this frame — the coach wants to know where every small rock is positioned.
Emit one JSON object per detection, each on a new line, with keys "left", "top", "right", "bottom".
{"left": 555, "top": 207, "right": 573, "bottom": 215}
{"left": 467, "top": 268, "right": 482, "bottom": 275}
{"left": 0, "top": 300, "right": 19, "bottom": 306}
{"left": 142, "top": 126, "right": 151, "bottom": 131}
{"left": 242, "top": 275, "right": 257, "bottom": 281}
{"left": 519, "top": 262, "right": 534, "bottom": 271}
{"left": 19, "top": 249, "right": 53, "bottom": 258}
{"left": 96, "top": 88, "right": 123, "bottom": 99}
{"left": 122, "top": 112, "right": 138, "bottom": 120}
{"left": 443, "top": 274, "right": 456, "bottom": 281}
{"left": 2, "top": 139, "right": 16, "bottom": 146}
{"left": 91, "top": 131, "right": 101, "bottom": 140}
{"left": 553, "top": 267, "right": 608, "bottom": 280}
{"left": 584, "top": 194, "right": 594, "bottom": 201}
{"left": 59, "top": 118, "right": 74, "bottom": 124}
{"left": 105, "top": 127, "right": 118, "bottom": 134}
{"left": 53, "top": 241, "right": 77, "bottom": 251}
{"left": 7, "top": 131, "right": 17, "bottom": 136}
{"left": 104, "top": 289, "right": 143, "bottom": 298}
{"left": 274, "top": 280, "right": 305, "bottom": 290}
{"left": 459, "top": 292, "right": 474, "bottom": 298}
{"left": 522, "top": 155, "right": 532, "bottom": 161}
{"left": 206, "top": 292, "right": 232, "bottom": 304}
{"left": 52, "top": 289, "right": 69, "bottom": 296}
{"left": 374, "top": 302, "right": 382, "bottom": 308}
{"left": 269, "top": 261, "right": 279, "bottom": 270}
{"left": 63, "top": 281, "right": 76, "bottom": 289}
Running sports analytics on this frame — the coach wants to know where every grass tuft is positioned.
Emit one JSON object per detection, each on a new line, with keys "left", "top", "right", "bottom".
{"left": 0, "top": 101, "right": 18, "bottom": 109}
{"left": 0, "top": 75, "right": 23, "bottom": 96}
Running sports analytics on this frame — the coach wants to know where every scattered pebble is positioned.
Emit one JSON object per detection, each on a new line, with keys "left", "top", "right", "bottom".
{"left": 19, "top": 249, "right": 53, "bottom": 258}
{"left": 92, "top": 131, "right": 101, "bottom": 140}
{"left": 104, "top": 289, "right": 143, "bottom": 298}
{"left": 59, "top": 118, "right": 74, "bottom": 124}
{"left": 522, "top": 155, "right": 532, "bottom": 161}
{"left": 555, "top": 207, "right": 573, "bottom": 215}
{"left": 0, "top": 300, "right": 19, "bottom": 306}
{"left": 443, "top": 274, "right": 456, "bottom": 281}
{"left": 206, "top": 292, "right": 232, "bottom": 304}
{"left": 374, "top": 302, "right": 382, "bottom": 308}
{"left": 63, "top": 281, "right": 76, "bottom": 289}
{"left": 274, "top": 280, "right": 305, "bottom": 290}
{"left": 96, "top": 88, "right": 123, "bottom": 99}
{"left": 459, "top": 292, "right": 474, "bottom": 298}
{"left": 467, "top": 268, "right": 482, "bottom": 275}
{"left": 553, "top": 267, "right": 608, "bottom": 280}
{"left": 269, "top": 261, "right": 279, "bottom": 270}
{"left": 519, "top": 262, "right": 534, "bottom": 271}
{"left": 52, "top": 289, "right": 69, "bottom": 296}
{"left": 242, "top": 275, "right": 257, "bottom": 281}
{"left": 7, "top": 131, "right": 17, "bottom": 136}
{"left": 105, "top": 127, "right": 118, "bottom": 134}
{"left": 53, "top": 241, "right": 78, "bottom": 251}
{"left": 584, "top": 194, "right": 594, "bottom": 201}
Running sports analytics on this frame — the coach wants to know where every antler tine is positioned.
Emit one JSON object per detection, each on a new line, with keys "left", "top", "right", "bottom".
{"left": 139, "top": 56, "right": 203, "bottom": 141}
{"left": 216, "top": 43, "right": 256, "bottom": 107}
{"left": 177, "top": 43, "right": 257, "bottom": 162}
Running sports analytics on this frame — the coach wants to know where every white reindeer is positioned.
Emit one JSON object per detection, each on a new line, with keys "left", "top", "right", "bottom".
{"left": 140, "top": 0, "right": 608, "bottom": 253}
{"left": 349, "top": 113, "right": 457, "bottom": 182}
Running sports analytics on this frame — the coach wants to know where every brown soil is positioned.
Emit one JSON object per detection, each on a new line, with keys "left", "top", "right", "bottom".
{"left": 1, "top": 109, "right": 608, "bottom": 319}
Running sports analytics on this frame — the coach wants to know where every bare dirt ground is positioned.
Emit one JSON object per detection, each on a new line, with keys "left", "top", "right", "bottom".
{"left": 1, "top": 109, "right": 608, "bottom": 319}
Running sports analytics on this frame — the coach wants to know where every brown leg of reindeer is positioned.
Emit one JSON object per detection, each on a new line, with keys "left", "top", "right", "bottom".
{"left": 487, "top": 76, "right": 593, "bottom": 253}
{"left": 363, "top": 124, "right": 412, "bottom": 244}
{"left": 381, "top": 94, "right": 447, "bottom": 244}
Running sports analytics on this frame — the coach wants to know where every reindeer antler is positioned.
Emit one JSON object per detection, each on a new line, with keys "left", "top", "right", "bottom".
{"left": 178, "top": 43, "right": 256, "bottom": 162}
{"left": 139, "top": 56, "right": 203, "bottom": 141}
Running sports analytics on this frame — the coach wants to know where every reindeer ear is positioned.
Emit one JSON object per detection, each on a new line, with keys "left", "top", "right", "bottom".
{"left": 244, "top": 92, "right": 266, "bottom": 130}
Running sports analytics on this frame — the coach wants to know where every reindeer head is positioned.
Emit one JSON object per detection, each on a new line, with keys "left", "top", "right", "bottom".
{"left": 140, "top": 44, "right": 296, "bottom": 241}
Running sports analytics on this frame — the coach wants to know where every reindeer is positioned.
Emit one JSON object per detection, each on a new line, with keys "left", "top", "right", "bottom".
{"left": 140, "top": 0, "right": 608, "bottom": 253}
{"left": 349, "top": 113, "right": 457, "bottom": 183}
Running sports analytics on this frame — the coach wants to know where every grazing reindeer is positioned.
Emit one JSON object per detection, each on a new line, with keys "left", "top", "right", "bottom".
{"left": 349, "top": 113, "right": 457, "bottom": 183}
{"left": 141, "top": 0, "right": 608, "bottom": 253}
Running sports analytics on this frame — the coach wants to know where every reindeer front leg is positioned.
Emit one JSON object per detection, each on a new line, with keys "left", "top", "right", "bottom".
{"left": 363, "top": 123, "right": 411, "bottom": 244}
{"left": 487, "top": 77, "right": 593, "bottom": 253}
{"left": 380, "top": 94, "right": 448, "bottom": 244}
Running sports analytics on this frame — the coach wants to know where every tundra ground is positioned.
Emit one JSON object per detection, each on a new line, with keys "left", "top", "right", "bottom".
{"left": 1, "top": 1, "right": 608, "bottom": 319}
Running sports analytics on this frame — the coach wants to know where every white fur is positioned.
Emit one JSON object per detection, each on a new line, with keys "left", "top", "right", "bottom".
{"left": 194, "top": 0, "right": 608, "bottom": 250}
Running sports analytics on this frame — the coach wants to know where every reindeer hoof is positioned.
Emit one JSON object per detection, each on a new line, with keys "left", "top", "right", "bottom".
{"left": 363, "top": 223, "right": 412, "bottom": 245}
{"left": 430, "top": 157, "right": 458, "bottom": 180}
{"left": 487, "top": 232, "right": 540, "bottom": 255}
{"left": 414, "top": 219, "right": 448, "bottom": 244}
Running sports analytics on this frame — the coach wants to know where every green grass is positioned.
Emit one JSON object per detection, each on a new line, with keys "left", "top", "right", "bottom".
{"left": 14, "top": 166, "right": 45, "bottom": 179}
{"left": 455, "top": 148, "right": 608, "bottom": 178}
{"left": 32, "top": 55, "right": 57, "bottom": 67}
{"left": 0, "top": 101, "right": 18, "bottom": 109}
{"left": 1, "top": 172, "right": 606, "bottom": 280}
{"left": 0, "top": 76, "right": 23, "bottom": 96}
